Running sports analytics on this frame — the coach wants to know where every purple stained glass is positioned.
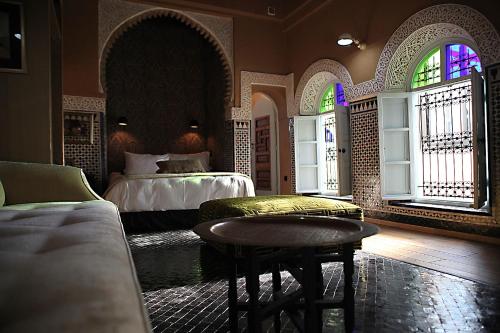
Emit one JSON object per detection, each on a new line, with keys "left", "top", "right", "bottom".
{"left": 446, "top": 44, "right": 481, "bottom": 80}
{"left": 335, "top": 83, "right": 349, "bottom": 107}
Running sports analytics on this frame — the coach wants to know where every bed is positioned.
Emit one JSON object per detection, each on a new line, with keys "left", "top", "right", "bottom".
{"left": 103, "top": 151, "right": 255, "bottom": 231}
{"left": 104, "top": 172, "right": 255, "bottom": 212}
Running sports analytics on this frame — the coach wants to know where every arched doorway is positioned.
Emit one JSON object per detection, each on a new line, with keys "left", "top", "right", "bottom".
{"left": 251, "top": 92, "right": 280, "bottom": 195}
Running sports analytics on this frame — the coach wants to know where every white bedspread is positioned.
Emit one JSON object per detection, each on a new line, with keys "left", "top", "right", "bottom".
{"left": 104, "top": 172, "right": 255, "bottom": 212}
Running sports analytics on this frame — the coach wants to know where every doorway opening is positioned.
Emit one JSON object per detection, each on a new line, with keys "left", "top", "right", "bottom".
{"left": 251, "top": 92, "right": 280, "bottom": 195}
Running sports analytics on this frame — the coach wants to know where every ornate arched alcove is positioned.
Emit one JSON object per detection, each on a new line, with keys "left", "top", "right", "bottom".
{"left": 350, "top": 3, "right": 500, "bottom": 224}
{"left": 104, "top": 14, "right": 229, "bottom": 172}
{"left": 294, "top": 59, "right": 353, "bottom": 116}
{"left": 99, "top": 8, "right": 233, "bottom": 102}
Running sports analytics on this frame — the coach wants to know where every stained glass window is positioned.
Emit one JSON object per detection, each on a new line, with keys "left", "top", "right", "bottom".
{"left": 319, "top": 84, "right": 334, "bottom": 113}
{"left": 446, "top": 44, "right": 481, "bottom": 80}
{"left": 412, "top": 47, "right": 441, "bottom": 89}
{"left": 335, "top": 83, "right": 349, "bottom": 107}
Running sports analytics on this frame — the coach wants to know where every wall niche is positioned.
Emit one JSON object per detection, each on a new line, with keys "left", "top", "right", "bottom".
{"left": 105, "top": 16, "right": 227, "bottom": 173}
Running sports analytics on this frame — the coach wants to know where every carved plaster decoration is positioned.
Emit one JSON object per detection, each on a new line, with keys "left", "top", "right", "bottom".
{"left": 385, "top": 24, "right": 474, "bottom": 90}
{"left": 348, "top": 3, "right": 500, "bottom": 99}
{"left": 299, "top": 72, "right": 334, "bottom": 115}
{"left": 63, "top": 95, "right": 106, "bottom": 112}
{"left": 99, "top": 0, "right": 234, "bottom": 101}
{"left": 294, "top": 59, "right": 353, "bottom": 116}
{"left": 231, "top": 71, "right": 294, "bottom": 120}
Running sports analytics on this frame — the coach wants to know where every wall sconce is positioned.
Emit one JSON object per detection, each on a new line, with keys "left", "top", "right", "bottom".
{"left": 337, "top": 33, "right": 366, "bottom": 50}
{"left": 189, "top": 119, "right": 199, "bottom": 129}
{"left": 118, "top": 116, "right": 128, "bottom": 126}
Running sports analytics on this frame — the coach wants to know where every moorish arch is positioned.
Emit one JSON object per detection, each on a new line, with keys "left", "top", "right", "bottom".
{"left": 294, "top": 59, "right": 354, "bottom": 116}
{"left": 348, "top": 3, "right": 500, "bottom": 99}
{"left": 99, "top": 7, "right": 234, "bottom": 102}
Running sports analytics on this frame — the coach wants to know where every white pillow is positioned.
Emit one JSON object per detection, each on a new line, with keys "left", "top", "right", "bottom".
{"left": 123, "top": 152, "right": 169, "bottom": 175}
{"left": 167, "top": 151, "right": 210, "bottom": 171}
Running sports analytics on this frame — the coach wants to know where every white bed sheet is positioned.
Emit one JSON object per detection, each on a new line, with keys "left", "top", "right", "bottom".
{"left": 104, "top": 172, "right": 255, "bottom": 212}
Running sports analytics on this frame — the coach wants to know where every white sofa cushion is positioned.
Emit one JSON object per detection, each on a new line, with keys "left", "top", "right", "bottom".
{"left": 0, "top": 200, "right": 150, "bottom": 333}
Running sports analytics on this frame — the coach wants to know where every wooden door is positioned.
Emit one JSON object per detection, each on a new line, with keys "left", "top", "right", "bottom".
{"left": 254, "top": 116, "right": 271, "bottom": 191}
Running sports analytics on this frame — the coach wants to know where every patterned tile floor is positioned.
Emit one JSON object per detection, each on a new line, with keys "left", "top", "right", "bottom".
{"left": 128, "top": 230, "right": 500, "bottom": 332}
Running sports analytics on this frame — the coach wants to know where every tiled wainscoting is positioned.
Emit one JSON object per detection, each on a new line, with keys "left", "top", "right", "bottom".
{"left": 63, "top": 95, "right": 106, "bottom": 193}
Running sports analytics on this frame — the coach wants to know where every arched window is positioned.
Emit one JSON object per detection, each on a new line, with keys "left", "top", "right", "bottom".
{"left": 411, "top": 43, "right": 482, "bottom": 89}
{"left": 295, "top": 81, "right": 351, "bottom": 196}
{"left": 319, "top": 84, "right": 334, "bottom": 113}
{"left": 378, "top": 41, "right": 487, "bottom": 209}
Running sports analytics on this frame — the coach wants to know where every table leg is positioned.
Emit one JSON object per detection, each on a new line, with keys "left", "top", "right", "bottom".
{"left": 315, "top": 254, "right": 324, "bottom": 328}
{"left": 342, "top": 243, "right": 355, "bottom": 333}
{"left": 302, "top": 248, "right": 320, "bottom": 332}
{"left": 272, "top": 263, "right": 281, "bottom": 332}
{"left": 246, "top": 249, "right": 262, "bottom": 333}
{"left": 228, "top": 258, "right": 238, "bottom": 332}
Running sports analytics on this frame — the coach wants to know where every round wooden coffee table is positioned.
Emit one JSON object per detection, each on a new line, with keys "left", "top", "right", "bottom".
{"left": 194, "top": 215, "right": 378, "bottom": 333}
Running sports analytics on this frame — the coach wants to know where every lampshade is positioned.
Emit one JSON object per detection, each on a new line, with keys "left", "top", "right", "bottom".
{"left": 118, "top": 116, "right": 128, "bottom": 126}
{"left": 337, "top": 33, "right": 354, "bottom": 46}
{"left": 189, "top": 119, "right": 199, "bottom": 129}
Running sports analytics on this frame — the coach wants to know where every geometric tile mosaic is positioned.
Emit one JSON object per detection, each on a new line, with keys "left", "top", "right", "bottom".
{"left": 128, "top": 230, "right": 500, "bottom": 333}
{"left": 350, "top": 101, "right": 383, "bottom": 210}
{"left": 234, "top": 121, "right": 251, "bottom": 177}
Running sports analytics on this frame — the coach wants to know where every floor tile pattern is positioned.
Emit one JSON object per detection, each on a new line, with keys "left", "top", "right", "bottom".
{"left": 128, "top": 231, "right": 500, "bottom": 332}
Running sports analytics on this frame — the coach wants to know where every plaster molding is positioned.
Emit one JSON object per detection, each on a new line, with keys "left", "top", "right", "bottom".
{"left": 231, "top": 71, "right": 294, "bottom": 120}
{"left": 348, "top": 3, "right": 500, "bottom": 99}
{"left": 295, "top": 59, "right": 353, "bottom": 115}
{"left": 385, "top": 24, "right": 474, "bottom": 90}
{"left": 63, "top": 95, "right": 106, "bottom": 112}
{"left": 98, "top": 0, "right": 234, "bottom": 101}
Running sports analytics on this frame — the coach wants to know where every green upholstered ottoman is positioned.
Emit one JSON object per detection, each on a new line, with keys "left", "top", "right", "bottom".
{"left": 198, "top": 195, "right": 364, "bottom": 253}
{"left": 199, "top": 195, "right": 363, "bottom": 224}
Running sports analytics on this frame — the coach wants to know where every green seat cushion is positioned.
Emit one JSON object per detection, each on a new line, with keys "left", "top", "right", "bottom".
{"left": 199, "top": 195, "right": 363, "bottom": 223}
{"left": 199, "top": 195, "right": 364, "bottom": 254}
{"left": 0, "top": 180, "right": 4, "bottom": 207}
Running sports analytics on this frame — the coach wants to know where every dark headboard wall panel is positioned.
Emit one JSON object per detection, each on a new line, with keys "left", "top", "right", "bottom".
{"left": 105, "top": 17, "right": 226, "bottom": 173}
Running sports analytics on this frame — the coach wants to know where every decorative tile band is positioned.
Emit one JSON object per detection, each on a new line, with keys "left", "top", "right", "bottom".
{"left": 289, "top": 118, "right": 296, "bottom": 194}
{"left": 63, "top": 95, "right": 106, "bottom": 112}
{"left": 350, "top": 98, "right": 377, "bottom": 114}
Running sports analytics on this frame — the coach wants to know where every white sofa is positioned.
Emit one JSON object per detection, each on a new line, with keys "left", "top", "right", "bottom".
{"left": 0, "top": 162, "right": 151, "bottom": 332}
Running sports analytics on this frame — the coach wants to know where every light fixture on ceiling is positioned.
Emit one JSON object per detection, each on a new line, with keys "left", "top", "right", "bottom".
{"left": 337, "top": 33, "right": 366, "bottom": 50}
{"left": 117, "top": 116, "right": 128, "bottom": 126}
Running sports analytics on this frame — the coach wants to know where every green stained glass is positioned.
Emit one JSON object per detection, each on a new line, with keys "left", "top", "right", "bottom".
{"left": 320, "top": 84, "right": 334, "bottom": 113}
{"left": 412, "top": 47, "right": 441, "bottom": 89}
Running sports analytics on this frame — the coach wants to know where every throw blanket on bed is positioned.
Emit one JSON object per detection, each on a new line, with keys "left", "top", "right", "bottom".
{"left": 104, "top": 172, "right": 255, "bottom": 212}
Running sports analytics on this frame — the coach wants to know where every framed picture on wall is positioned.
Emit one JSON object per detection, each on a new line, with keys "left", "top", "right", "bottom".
{"left": 0, "top": 1, "right": 25, "bottom": 73}
{"left": 64, "top": 112, "right": 95, "bottom": 145}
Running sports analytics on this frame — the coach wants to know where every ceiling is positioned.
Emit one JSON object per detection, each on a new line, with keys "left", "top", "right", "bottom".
{"left": 130, "top": 0, "right": 326, "bottom": 22}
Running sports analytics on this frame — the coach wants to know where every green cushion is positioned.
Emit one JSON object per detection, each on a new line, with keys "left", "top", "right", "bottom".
{"left": 0, "top": 180, "right": 4, "bottom": 207}
{"left": 0, "top": 161, "right": 100, "bottom": 205}
{"left": 199, "top": 195, "right": 363, "bottom": 223}
{"left": 199, "top": 195, "right": 364, "bottom": 253}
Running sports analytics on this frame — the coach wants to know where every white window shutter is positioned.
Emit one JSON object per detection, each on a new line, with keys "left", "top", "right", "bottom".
{"left": 378, "top": 92, "right": 416, "bottom": 200}
{"left": 471, "top": 69, "right": 488, "bottom": 209}
{"left": 294, "top": 116, "right": 320, "bottom": 193}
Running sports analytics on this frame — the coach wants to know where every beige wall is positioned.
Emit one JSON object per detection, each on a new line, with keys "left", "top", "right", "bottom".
{"left": 62, "top": 0, "right": 101, "bottom": 97}
{"left": 0, "top": 0, "right": 54, "bottom": 163}
{"left": 285, "top": 0, "right": 500, "bottom": 88}
{"left": 61, "top": 2, "right": 289, "bottom": 105}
